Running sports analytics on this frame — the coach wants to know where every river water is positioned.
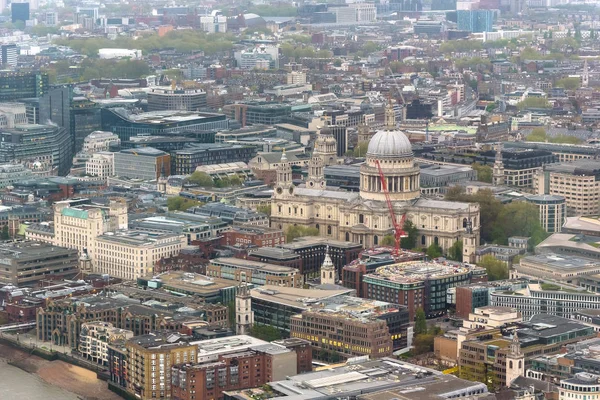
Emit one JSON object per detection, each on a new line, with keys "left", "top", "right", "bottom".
{"left": 0, "top": 359, "right": 80, "bottom": 400}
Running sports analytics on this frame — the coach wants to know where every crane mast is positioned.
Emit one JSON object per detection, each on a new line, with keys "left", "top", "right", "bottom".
{"left": 375, "top": 159, "right": 407, "bottom": 255}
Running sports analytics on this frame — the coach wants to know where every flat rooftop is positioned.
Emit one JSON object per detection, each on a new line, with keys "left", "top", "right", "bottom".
{"left": 211, "top": 257, "right": 299, "bottom": 274}
{"left": 97, "top": 229, "right": 183, "bottom": 246}
{"left": 250, "top": 285, "right": 354, "bottom": 309}
{"left": 147, "top": 271, "right": 239, "bottom": 295}
{"left": 365, "top": 260, "right": 483, "bottom": 284}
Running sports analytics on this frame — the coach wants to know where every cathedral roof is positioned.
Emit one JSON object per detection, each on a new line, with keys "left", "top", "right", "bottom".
{"left": 367, "top": 102, "right": 412, "bottom": 159}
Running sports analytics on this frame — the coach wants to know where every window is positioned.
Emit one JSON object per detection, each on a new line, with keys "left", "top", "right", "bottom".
{"left": 421, "top": 235, "right": 426, "bottom": 245}
{"left": 327, "top": 225, "right": 332, "bottom": 235}
{"left": 374, "top": 236, "right": 378, "bottom": 245}
{"left": 359, "top": 214, "right": 364, "bottom": 223}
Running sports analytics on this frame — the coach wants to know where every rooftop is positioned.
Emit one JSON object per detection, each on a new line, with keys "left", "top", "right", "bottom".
{"left": 250, "top": 285, "right": 354, "bottom": 309}
{"left": 364, "top": 260, "right": 484, "bottom": 285}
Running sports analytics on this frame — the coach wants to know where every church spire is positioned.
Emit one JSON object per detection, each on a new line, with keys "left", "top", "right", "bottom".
{"left": 493, "top": 142, "right": 505, "bottom": 186}
{"left": 320, "top": 246, "right": 335, "bottom": 285}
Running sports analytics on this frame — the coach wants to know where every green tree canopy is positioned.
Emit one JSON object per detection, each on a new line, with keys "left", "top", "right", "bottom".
{"left": 256, "top": 204, "right": 271, "bottom": 216}
{"left": 167, "top": 197, "right": 202, "bottom": 211}
{"left": 400, "top": 220, "right": 419, "bottom": 250}
{"left": 478, "top": 254, "right": 508, "bottom": 281}
{"left": 471, "top": 163, "right": 492, "bottom": 183}
{"left": 446, "top": 187, "right": 503, "bottom": 244}
{"left": 447, "top": 240, "right": 463, "bottom": 261}
{"left": 490, "top": 201, "right": 549, "bottom": 247}
{"left": 249, "top": 324, "right": 282, "bottom": 341}
{"left": 414, "top": 307, "right": 427, "bottom": 335}
{"left": 555, "top": 77, "right": 581, "bottom": 90}
{"left": 517, "top": 97, "right": 551, "bottom": 111}
{"left": 382, "top": 235, "right": 395, "bottom": 246}
{"left": 286, "top": 225, "right": 320, "bottom": 243}
{"left": 527, "top": 127, "right": 547, "bottom": 142}
{"left": 1, "top": 225, "right": 9, "bottom": 240}
{"left": 352, "top": 142, "right": 369, "bottom": 157}
{"left": 426, "top": 243, "right": 443, "bottom": 259}
{"left": 187, "top": 171, "right": 214, "bottom": 187}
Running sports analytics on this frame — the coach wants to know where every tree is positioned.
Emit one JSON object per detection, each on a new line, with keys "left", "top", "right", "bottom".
{"left": 382, "top": 235, "right": 395, "bottom": 246}
{"left": 446, "top": 188, "right": 503, "bottom": 244}
{"left": 286, "top": 225, "right": 320, "bottom": 243}
{"left": 167, "top": 197, "right": 202, "bottom": 211}
{"left": 413, "top": 333, "right": 435, "bottom": 355}
{"left": 352, "top": 142, "right": 369, "bottom": 157}
{"left": 1, "top": 225, "right": 9, "bottom": 240}
{"left": 333, "top": 58, "right": 342, "bottom": 67}
{"left": 426, "top": 243, "right": 443, "bottom": 259}
{"left": 527, "top": 127, "right": 547, "bottom": 142}
{"left": 400, "top": 220, "right": 418, "bottom": 249}
{"left": 490, "top": 201, "right": 548, "bottom": 247}
{"left": 479, "top": 254, "right": 508, "bottom": 281}
{"left": 187, "top": 171, "right": 214, "bottom": 187}
{"left": 414, "top": 307, "right": 427, "bottom": 335}
{"left": 257, "top": 204, "right": 271, "bottom": 216}
{"left": 249, "top": 324, "right": 282, "bottom": 342}
{"left": 227, "top": 301, "right": 236, "bottom": 330}
{"left": 448, "top": 240, "right": 463, "bottom": 261}
{"left": 555, "top": 77, "right": 581, "bottom": 90}
{"left": 471, "top": 163, "right": 492, "bottom": 183}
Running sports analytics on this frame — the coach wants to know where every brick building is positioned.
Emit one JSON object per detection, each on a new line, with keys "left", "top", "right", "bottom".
{"left": 220, "top": 226, "right": 285, "bottom": 248}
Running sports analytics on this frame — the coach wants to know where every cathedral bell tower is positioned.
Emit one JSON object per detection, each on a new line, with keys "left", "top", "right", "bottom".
{"left": 274, "top": 150, "right": 294, "bottom": 198}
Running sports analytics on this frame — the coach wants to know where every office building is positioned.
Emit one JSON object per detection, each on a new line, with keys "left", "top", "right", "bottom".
{"left": 535, "top": 160, "right": 600, "bottom": 216}
{"left": 234, "top": 45, "right": 279, "bottom": 70}
{"left": 457, "top": 9, "right": 494, "bottom": 33}
{"left": 454, "top": 280, "right": 528, "bottom": 319}
{"left": 199, "top": 15, "right": 227, "bottom": 33}
{"left": 290, "top": 297, "right": 408, "bottom": 361}
{"left": 207, "top": 257, "right": 301, "bottom": 288}
{"left": 0, "top": 102, "right": 27, "bottom": 129}
{"left": 0, "top": 124, "right": 72, "bottom": 175}
{"left": 127, "top": 333, "right": 197, "bottom": 400}
{"left": 81, "top": 131, "right": 120, "bottom": 153}
{"left": 11, "top": 2, "right": 29, "bottom": 22}
{"left": 0, "top": 163, "right": 32, "bottom": 188}
{"left": 244, "top": 102, "right": 291, "bottom": 125}
{"left": 101, "top": 108, "right": 228, "bottom": 141}
{"left": 38, "top": 86, "right": 70, "bottom": 136}
{"left": 525, "top": 194, "right": 566, "bottom": 233}
{"left": 45, "top": 11, "right": 57, "bottom": 25}
{"left": 113, "top": 147, "right": 170, "bottom": 181}
{"left": 95, "top": 230, "right": 187, "bottom": 280}
{"left": 491, "top": 283, "right": 600, "bottom": 320}
{"left": 85, "top": 152, "right": 114, "bottom": 178}
{"left": 476, "top": 148, "right": 556, "bottom": 188}
{"left": 171, "top": 339, "right": 310, "bottom": 400}
{"left": 459, "top": 314, "right": 595, "bottom": 391}
{"left": 171, "top": 144, "right": 255, "bottom": 175}
{"left": 0, "top": 44, "right": 17, "bottom": 67}
{"left": 559, "top": 373, "right": 600, "bottom": 400}
{"left": 71, "top": 97, "right": 102, "bottom": 153}
{"left": 78, "top": 321, "right": 134, "bottom": 365}
{"left": 147, "top": 87, "right": 207, "bottom": 112}
{"left": 0, "top": 241, "right": 78, "bottom": 287}
{"left": 0, "top": 70, "right": 48, "bottom": 101}
{"left": 363, "top": 260, "right": 487, "bottom": 319}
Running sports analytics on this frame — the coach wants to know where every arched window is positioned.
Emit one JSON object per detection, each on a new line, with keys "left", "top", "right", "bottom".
{"left": 245, "top": 315, "right": 248, "bottom": 322}
{"left": 345, "top": 232, "right": 350, "bottom": 241}
{"left": 359, "top": 214, "right": 364, "bottom": 223}
{"left": 278, "top": 205, "right": 282, "bottom": 213}
{"left": 434, "top": 236, "right": 439, "bottom": 246}
{"left": 329, "top": 271, "right": 333, "bottom": 279}
{"left": 374, "top": 235, "right": 379, "bottom": 245}
{"left": 421, "top": 235, "right": 426, "bottom": 245}
{"left": 509, "top": 360, "right": 513, "bottom": 369}
{"left": 316, "top": 224, "right": 320, "bottom": 231}
{"left": 327, "top": 225, "right": 332, "bottom": 235}
{"left": 462, "top": 218, "right": 467, "bottom": 228}
{"left": 518, "top": 360, "right": 522, "bottom": 369}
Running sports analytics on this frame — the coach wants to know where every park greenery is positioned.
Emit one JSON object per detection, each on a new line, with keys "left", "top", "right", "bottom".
{"left": 167, "top": 197, "right": 203, "bottom": 212}
{"left": 249, "top": 324, "right": 282, "bottom": 342}
{"left": 248, "top": 4, "right": 298, "bottom": 16}
{"left": 447, "top": 240, "right": 463, "bottom": 262}
{"left": 256, "top": 204, "right": 272, "bottom": 216}
{"left": 471, "top": 163, "right": 493, "bottom": 183}
{"left": 526, "top": 127, "right": 583, "bottom": 144}
{"left": 285, "top": 225, "right": 319, "bottom": 243}
{"left": 413, "top": 308, "right": 444, "bottom": 355}
{"left": 54, "top": 30, "right": 235, "bottom": 58}
{"left": 46, "top": 58, "right": 151, "bottom": 83}
{"left": 555, "top": 77, "right": 581, "bottom": 90}
{"left": 186, "top": 171, "right": 243, "bottom": 188}
{"left": 426, "top": 243, "right": 443, "bottom": 259}
{"left": 478, "top": 254, "right": 509, "bottom": 281}
{"left": 516, "top": 97, "right": 551, "bottom": 111}
{"left": 446, "top": 187, "right": 548, "bottom": 247}
{"left": 280, "top": 43, "right": 332, "bottom": 59}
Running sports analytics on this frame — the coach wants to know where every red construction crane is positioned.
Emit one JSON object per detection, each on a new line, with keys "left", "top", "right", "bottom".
{"left": 375, "top": 160, "right": 407, "bottom": 255}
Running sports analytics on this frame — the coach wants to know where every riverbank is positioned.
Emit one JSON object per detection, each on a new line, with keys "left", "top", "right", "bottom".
{"left": 0, "top": 343, "right": 122, "bottom": 400}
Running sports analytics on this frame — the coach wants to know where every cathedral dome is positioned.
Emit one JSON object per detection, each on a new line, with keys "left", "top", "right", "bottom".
{"left": 367, "top": 128, "right": 412, "bottom": 158}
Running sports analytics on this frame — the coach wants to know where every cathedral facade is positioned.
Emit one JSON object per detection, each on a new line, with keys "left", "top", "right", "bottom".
{"left": 270, "top": 104, "right": 480, "bottom": 263}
